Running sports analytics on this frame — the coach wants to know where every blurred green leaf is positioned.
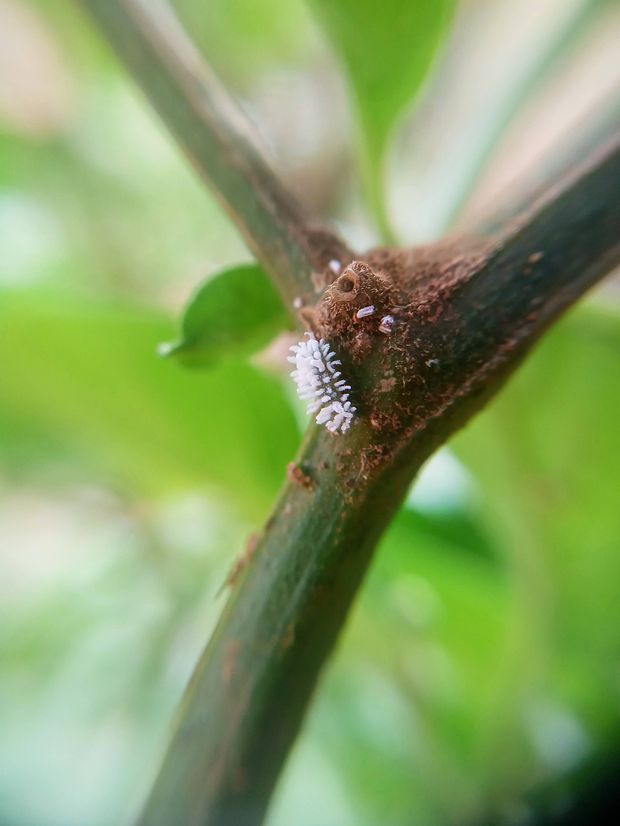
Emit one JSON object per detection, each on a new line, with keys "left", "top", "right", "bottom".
{"left": 450, "top": 304, "right": 620, "bottom": 792}
{"left": 307, "top": 0, "right": 454, "bottom": 233}
{"left": 174, "top": 0, "right": 313, "bottom": 85}
{"left": 160, "top": 263, "right": 289, "bottom": 367}
{"left": 0, "top": 288, "right": 299, "bottom": 517}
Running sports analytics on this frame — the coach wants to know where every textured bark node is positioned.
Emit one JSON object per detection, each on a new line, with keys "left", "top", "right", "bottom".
{"left": 304, "top": 240, "right": 493, "bottom": 442}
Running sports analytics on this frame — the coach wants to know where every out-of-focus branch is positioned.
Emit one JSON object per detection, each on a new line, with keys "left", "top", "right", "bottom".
{"left": 467, "top": 94, "right": 620, "bottom": 236}
{"left": 79, "top": 0, "right": 350, "bottom": 306}
{"left": 445, "top": 0, "right": 608, "bottom": 230}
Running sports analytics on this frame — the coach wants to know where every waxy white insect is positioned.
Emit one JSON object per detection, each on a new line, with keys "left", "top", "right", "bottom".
{"left": 378, "top": 314, "right": 395, "bottom": 334}
{"left": 356, "top": 305, "right": 375, "bottom": 319}
{"left": 288, "top": 333, "right": 356, "bottom": 434}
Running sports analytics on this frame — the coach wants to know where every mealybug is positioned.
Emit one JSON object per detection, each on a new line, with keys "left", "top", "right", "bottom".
{"left": 288, "top": 333, "right": 356, "bottom": 434}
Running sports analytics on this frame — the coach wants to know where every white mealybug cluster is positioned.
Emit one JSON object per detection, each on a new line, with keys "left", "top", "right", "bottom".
{"left": 288, "top": 333, "right": 356, "bottom": 434}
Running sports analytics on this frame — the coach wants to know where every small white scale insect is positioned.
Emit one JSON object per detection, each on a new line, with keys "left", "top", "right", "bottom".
{"left": 288, "top": 333, "right": 356, "bottom": 434}
{"left": 356, "top": 305, "right": 375, "bottom": 319}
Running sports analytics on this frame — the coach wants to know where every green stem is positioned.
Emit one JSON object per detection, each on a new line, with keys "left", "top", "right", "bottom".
{"left": 78, "top": 0, "right": 350, "bottom": 306}
{"left": 139, "top": 422, "right": 427, "bottom": 826}
{"left": 363, "top": 144, "right": 396, "bottom": 245}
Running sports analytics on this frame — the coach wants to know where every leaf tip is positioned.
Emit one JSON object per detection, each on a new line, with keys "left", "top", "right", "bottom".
{"left": 157, "top": 340, "right": 180, "bottom": 359}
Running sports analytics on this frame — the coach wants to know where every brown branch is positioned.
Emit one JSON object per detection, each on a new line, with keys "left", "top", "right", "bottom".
{"left": 138, "top": 129, "right": 620, "bottom": 826}
{"left": 400, "top": 130, "right": 620, "bottom": 448}
{"left": 78, "top": 0, "right": 350, "bottom": 306}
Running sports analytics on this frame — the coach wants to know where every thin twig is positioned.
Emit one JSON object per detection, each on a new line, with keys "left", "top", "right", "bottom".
{"left": 79, "top": 0, "right": 350, "bottom": 305}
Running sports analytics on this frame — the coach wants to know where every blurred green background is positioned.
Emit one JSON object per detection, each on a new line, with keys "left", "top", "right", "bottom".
{"left": 1, "top": 1, "right": 619, "bottom": 824}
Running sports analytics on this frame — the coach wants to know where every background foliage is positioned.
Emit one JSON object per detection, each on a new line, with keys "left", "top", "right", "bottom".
{"left": 1, "top": 0, "right": 619, "bottom": 824}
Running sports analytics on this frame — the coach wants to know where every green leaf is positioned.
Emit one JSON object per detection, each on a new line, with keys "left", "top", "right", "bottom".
{"left": 307, "top": 0, "right": 454, "bottom": 234}
{"left": 0, "top": 288, "right": 299, "bottom": 517}
{"left": 174, "top": 0, "right": 313, "bottom": 81}
{"left": 160, "top": 263, "right": 289, "bottom": 367}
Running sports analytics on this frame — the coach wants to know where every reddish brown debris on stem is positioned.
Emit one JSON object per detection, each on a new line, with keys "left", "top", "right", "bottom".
{"left": 286, "top": 462, "right": 314, "bottom": 490}
{"left": 223, "top": 639, "right": 240, "bottom": 687}
{"left": 219, "top": 533, "right": 260, "bottom": 594}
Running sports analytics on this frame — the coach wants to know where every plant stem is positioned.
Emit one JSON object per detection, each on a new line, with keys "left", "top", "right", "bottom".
{"left": 139, "top": 422, "right": 427, "bottom": 826}
{"left": 78, "top": 0, "right": 349, "bottom": 306}
{"left": 139, "top": 134, "right": 620, "bottom": 825}
{"left": 430, "top": 133, "right": 620, "bottom": 407}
